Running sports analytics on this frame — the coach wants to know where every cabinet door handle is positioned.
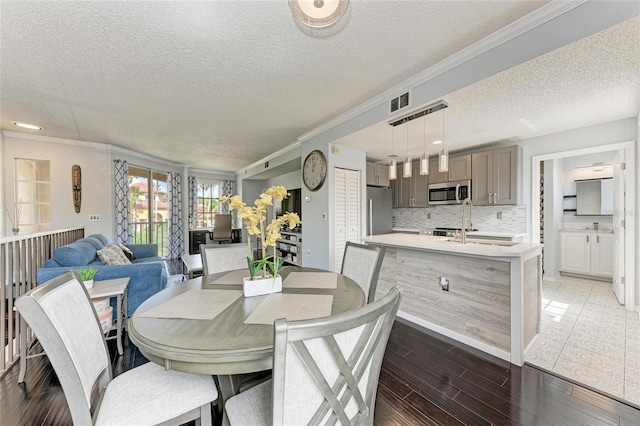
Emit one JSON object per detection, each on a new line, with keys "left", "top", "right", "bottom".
{"left": 586, "top": 235, "right": 589, "bottom": 243}
{"left": 489, "top": 193, "right": 493, "bottom": 203}
{"left": 597, "top": 235, "right": 600, "bottom": 243}
{"left": 493, "top": 192, "right": 498, "bottom": 203}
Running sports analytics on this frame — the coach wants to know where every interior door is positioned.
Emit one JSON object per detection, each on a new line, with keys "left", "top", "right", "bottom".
{"left": 612, "top": 151, "right": 625, "bottom": 304}
{"left": 334, "top": 167, "right": 361, "bottom": 272}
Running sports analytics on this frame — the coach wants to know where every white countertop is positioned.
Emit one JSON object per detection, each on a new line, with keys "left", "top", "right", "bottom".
{"left": 363, "top": 233, "right": 542, "bottom": 258}
{"left": 465, "top": 231, "right": 527, "bottom": 239}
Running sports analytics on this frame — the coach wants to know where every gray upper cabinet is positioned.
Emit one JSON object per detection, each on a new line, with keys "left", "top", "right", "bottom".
{"left": 472, "top": 145, "right": 519, "bottom": 205}
{"left": 393, "top": 161, "right": 428, "bottom": 208}
{"left": 366, "top": 162, "right": 390, "bottom": 187}
{"left": 428, "top": 154, "right": 472, "bottom": 184}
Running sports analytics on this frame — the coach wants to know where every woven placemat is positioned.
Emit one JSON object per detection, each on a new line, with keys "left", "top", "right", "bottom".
{"left": 210, "top": 269, "right": 249, "bottom": 285}
{"left": 139, "top": 289, "right": 242, "bottom": 320}
{"left": 283, "top": 272, "right": 338, "bottom": 289}
{"left": 243, "top": 293, "right": 334, "bottom": 325}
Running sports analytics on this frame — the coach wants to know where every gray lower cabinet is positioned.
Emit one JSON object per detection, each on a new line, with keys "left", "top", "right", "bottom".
{"left": 394, "top": 161, "right": 428, "bottom": 207}
{"left": 472, "top": 145, "right": 519, "bottom": 205}
{"left": 428, "top": 154, "right": 472, "bottom": 184}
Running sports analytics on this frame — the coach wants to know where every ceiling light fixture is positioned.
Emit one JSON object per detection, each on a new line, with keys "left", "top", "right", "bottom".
{"left": 403, "top": 123, "right": 412, "bottom": 178}
{"left": 420, "top": 115, "right": 429, "bottom": 175}
{"left": 389, "top": 100, "right": 447, "bottom": 175}
{"left": 12, "top": 121, "right": 43, "bottom": 130}
{"left": 438, "top": 107, "right": 449, "bottom": 173}
{"left": 289, "top": 0, "right": 349, "bottom": 28}
{"left": 388, "top": 126, "right": 397, "bottom": 180}
{"left": 573, "top": 163, "right": 613, "bottom": 172}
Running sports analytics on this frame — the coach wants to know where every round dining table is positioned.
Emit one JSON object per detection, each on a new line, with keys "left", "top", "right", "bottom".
{"left": 127, "top": 266, "right": 365, "bottom": 406}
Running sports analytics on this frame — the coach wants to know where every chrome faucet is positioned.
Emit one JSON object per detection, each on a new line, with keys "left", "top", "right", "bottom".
{"left": 461, "top": 198, "right": 473, "bottom": 244}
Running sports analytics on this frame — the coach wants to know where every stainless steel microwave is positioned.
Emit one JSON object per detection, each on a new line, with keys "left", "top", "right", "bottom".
{"left": 427, "top": 180, "right": 471, "bottom": 205}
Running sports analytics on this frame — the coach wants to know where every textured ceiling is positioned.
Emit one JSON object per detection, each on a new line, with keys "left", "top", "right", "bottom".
{"left": 1, "top": 2, "right": 637, "bottom": 172}
{"left": 336, "top": 15, "right": 640, "bottom": 161}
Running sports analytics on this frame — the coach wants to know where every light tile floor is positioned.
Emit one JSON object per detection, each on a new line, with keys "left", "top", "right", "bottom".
{"left": 526, "top": 276, "right": 640, "bottom": 405}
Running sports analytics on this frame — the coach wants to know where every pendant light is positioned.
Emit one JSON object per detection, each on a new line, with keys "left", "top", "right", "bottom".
{"left": 438, "top": 107, "right": 449, "bottom": 173}
{"left": 403, "top": 123, "right": 412, "bottom": 178}
{"left": 388, "top": 125, "right": 397, "bottom": 180}
{"left": 419, "top": 115, "right": 429, "bottom": 175}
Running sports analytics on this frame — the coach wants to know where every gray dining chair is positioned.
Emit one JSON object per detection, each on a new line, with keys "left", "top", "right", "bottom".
{"left": 341, "top": 241, "right": 386, "bottom": 304}
{"left": 200, "top": 243, "right": 249, "bottom": 276}
{"left": 224, "top": 286, "right": 402, "bottom": 425}
{"left": 15, "top": 271, "right": 218, "bottom": 426}
{"left": 211, "top": 213, "right": 233, "bottom": 243}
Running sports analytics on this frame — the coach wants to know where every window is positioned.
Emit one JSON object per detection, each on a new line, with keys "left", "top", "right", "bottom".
{"left": 128, "top": 166, "right": 168, "bottom": 256}
{"left": 196, "top": 182, "right": 221, "bottom": 228}
{"left": 14, "top": 159, "right": 51, "bottom": 234}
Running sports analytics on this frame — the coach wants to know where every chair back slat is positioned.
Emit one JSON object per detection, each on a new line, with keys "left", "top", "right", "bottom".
{"left": 200, "top": 244, "right": 248, "bottom": 275}
{"left": 15, "top": 271, "right": 111, "bottom": 425}
{"left": 340, "top": 242, "right": 386, "bottom": 304}
{"left": 273, "top": 287, "right": 402, "bottom": 425}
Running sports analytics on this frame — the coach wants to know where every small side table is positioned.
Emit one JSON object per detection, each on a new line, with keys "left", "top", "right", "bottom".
{"left": 18, "top": 277, "right": 130, "bottom": 383}
{"left": 182, "top": 254, "right": 203, "bottom": 280}
{"left": 87, "top": 277, "right": 130, "bottom": 356}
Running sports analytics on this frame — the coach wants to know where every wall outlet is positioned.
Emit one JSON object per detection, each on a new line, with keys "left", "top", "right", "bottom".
{"left": 307, "top": 250, "right": 311, "bottom": 257}
{"left": 497, "top": 212, "right": 502, "bottom": 219}
{"left": 89, "top": 215, "right": 101, "bottom": 221}
{"left": 321, "top": 213, "right": 327, "bottom": 220}
{"left": 427, "top": 212, "right": 431, "bottom": 219}
{"left": 440, "top": 277, "right": 449, "bottom": 291}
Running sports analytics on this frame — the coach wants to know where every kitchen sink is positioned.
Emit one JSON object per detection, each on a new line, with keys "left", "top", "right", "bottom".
{"left": 444, "top": 238, "right": 519, "bottom": 247}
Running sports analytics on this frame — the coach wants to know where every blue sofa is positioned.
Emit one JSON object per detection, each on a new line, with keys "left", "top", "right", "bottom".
{"left": 37, "top": 234, "right": 168, "bottom": 316}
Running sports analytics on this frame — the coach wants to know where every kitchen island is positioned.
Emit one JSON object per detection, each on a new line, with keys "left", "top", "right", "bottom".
{"left": 362, "top": 233, "right": 542, "bottom": 365}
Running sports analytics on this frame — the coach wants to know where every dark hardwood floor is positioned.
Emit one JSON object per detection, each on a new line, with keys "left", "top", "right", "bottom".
{"left": 1, "top": 318, "right": 638, "bottom": 425}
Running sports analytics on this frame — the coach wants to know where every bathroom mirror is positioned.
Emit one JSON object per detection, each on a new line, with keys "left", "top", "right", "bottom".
{"left": 576, "top": 178, "right": 613, "bottom": 216}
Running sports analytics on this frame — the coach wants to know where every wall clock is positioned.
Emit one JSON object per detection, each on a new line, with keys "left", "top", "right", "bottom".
{"left": 303, "top": 150, "right": 327, "bottom": 192}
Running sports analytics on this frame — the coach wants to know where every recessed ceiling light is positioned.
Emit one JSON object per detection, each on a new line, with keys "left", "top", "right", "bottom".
{"left": 432, "top": 140, "right": 443, "bottom": 145}
{"left": 12, "top": 121, "right": 44, "bottom": 130}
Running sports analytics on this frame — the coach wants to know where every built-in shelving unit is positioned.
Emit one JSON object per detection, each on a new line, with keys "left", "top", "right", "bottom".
{"left": 277, "top": 231, "right": 302, "bottom": 266}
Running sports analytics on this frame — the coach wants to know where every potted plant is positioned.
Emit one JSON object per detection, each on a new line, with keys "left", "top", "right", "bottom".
{"left": 77, "top": 266, "right": 98, "bottom": 289}
{"left": 221, "top": 186, "right": 300, "bottom": 297}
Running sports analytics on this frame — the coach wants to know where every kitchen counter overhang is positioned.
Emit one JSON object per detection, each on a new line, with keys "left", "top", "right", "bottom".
{"left": 363, "top": 233, "right": 543, "bottom": 366}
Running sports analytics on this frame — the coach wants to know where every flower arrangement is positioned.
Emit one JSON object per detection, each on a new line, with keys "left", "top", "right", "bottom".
{"left": 221, "top": 186, "right": 301, "bottom": 280}
{"left": 3, "top": 200, "right": 22, "bottom": 235}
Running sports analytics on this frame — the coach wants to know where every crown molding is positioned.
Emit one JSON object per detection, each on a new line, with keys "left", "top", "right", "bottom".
{"left": 2, "top": 130, "right": 233, "bottom": 172}
{"left": 236, "top": 139, "right": 301, "bottom": 176}
{"left": 296, "top": 0, "right": 587, "bottom": 143}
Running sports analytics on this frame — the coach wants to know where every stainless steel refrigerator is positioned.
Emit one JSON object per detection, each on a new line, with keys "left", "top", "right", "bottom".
{"left": 366, "top": 187, "right": 393, "bottom": 235}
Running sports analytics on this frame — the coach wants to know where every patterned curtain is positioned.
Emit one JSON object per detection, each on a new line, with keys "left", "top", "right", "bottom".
{"left": 188, "top": 176, "right": 198, "bottom": 229}
{"left": 114, "top": 160, "right": 130, "bottom": 244}
{"left": 167, "top": 172, "right": 183, "bottom": 260}
{"left": 221, "top": 179, "right": 235, "bottom": 226}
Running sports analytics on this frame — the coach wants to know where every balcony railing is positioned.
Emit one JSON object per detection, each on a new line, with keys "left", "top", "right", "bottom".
{"left": 129, "top": 220, "right": 168, "bottom": 257}
{"left": 1, "top": 227, "right": 85, "bottom": 377}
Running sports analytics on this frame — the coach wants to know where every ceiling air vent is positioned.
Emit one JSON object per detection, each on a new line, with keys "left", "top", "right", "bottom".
{"left": 390, "top": 92, "right": 410, "bottom": 113}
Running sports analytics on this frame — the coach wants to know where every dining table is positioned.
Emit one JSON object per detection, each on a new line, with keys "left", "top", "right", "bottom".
{"left": 127, "top": 265, "right": 365, "bottom": 408}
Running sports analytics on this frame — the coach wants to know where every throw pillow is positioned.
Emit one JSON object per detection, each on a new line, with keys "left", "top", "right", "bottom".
{"left": 107, "top": 244, "right": 132, "bottom": 264}
{"left": 97, "top": 247, "right": 128, "bottom": 266}
{"left": 118, "top": 244, "right": 136, "bottom": 261}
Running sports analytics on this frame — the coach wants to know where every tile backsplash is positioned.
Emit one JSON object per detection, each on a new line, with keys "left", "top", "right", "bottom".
{"left": 393, "top": 205, "right": 527, "bottom": 233}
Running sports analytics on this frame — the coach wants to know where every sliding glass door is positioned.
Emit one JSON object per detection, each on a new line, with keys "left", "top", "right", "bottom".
{"left": 128, "top": 166, "right": 168, "bottom": 256}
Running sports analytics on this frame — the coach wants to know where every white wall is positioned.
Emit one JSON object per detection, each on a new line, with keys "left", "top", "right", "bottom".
{"left": 266, "top": 170, "right": 301, "bottom": 190}
{"left": 3, "top": 133, "right": 113, "bottom": 237}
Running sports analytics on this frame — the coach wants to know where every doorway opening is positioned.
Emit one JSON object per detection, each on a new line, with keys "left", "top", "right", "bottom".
{"left": 527, "top": 141, "right": 637, "bottom": 404}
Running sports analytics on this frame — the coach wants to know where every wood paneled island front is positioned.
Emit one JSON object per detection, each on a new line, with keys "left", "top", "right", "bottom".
{"left": 362, "top": 233, "right": 543, "bottom": 365}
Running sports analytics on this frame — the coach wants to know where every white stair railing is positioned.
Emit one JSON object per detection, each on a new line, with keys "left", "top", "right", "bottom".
{"left": 1, "top": 227, "right": 85, "bottom": 376}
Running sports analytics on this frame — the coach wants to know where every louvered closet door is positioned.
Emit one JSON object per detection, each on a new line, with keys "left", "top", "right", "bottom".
{"left": 334, "top": 167, "right": 361, "bottom": 271}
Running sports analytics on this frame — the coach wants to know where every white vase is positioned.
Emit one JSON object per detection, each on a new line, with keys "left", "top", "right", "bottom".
{"left": 242, "top": 275, "right": 282, "bottom": 297}
{"left": 83, "top": 279, "right": 94, "bottom": 289}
